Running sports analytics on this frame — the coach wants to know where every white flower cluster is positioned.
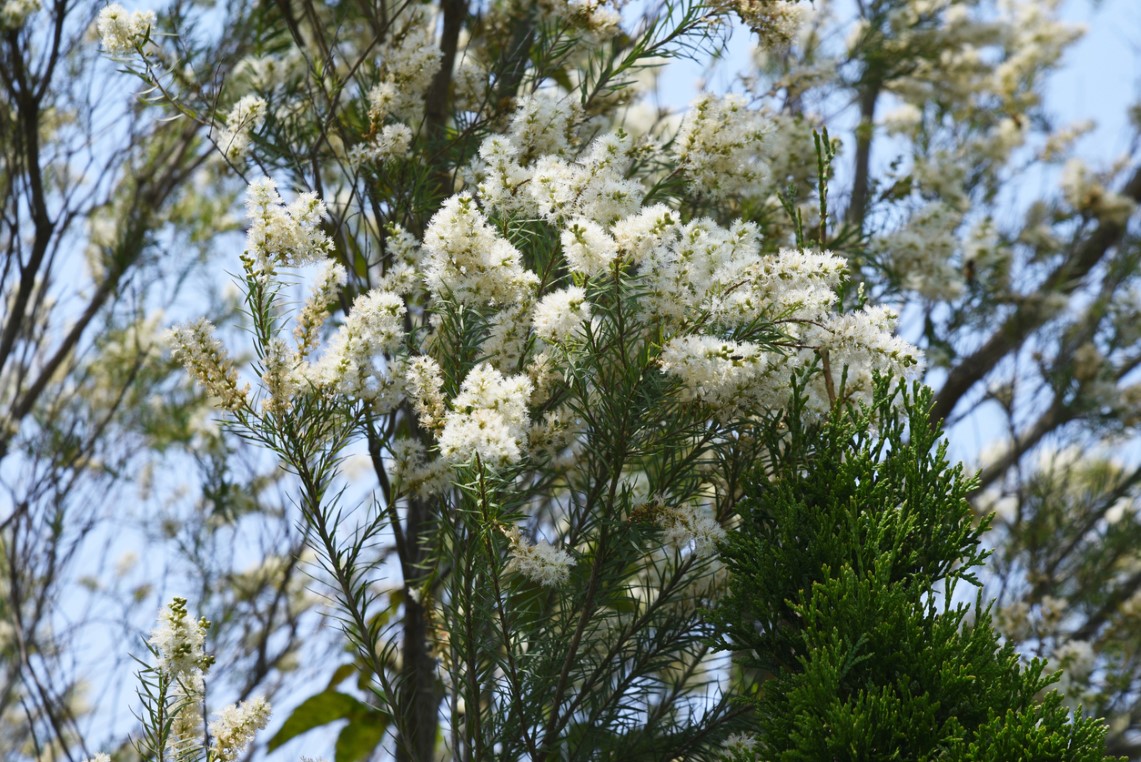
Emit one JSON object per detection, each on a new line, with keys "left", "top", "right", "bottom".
{"left": 366, "top": 5, "right": 442, "bottom": 125}
{"left": 992, "top": 0, "right": 1084, "bottom": 106}
{"left": 391, "top": 438, "right": 452, "bottom": 498}
{"left": 474, "top": 129, "right": 644, "bottom": 225}
{"left": 165, "top": 319, "right": 249, "bottom": 411}
{"left": 96, "top": 3, "right": 156, "bottom": 56}
{"left": 349, "top": 123, "right": 415, "bottom": 166}
{"left": 244, "top": 178, "right": 332, "bottom": 275}
{"left": 405, "top": 356, "right": 447, "bottom": 433}
{"left": 0, "top": 0, "right": 38, "bottom": 29}
{"left": 656, "top": 499, "right": 726, "bottom": 558}
{"left": 526, "top": 407, "right": 584, "bottom": 465}
{"left": 208, "top": 696, "right": 272, "bottom": 762}
{"left": 818, "top": 305, "right": 922, "bottom": 397}
{"left": 560, "top": 218, "right": 618, "bottom": 277}
{"left": 260, "top": 338, "right": 299, "bottom": 415}
{"left": 234, "top": 51, "right": 307, "bottom": 92}
{"left": 149, "top": 597, "right": 214, "bottom": 755}
{"left": 438, "top": 364, "right": 533, "bottom": 466}
{"left": 149, "top": 596, "right": 212, "bottom": 684}
{"left": 138, "top": 600, "right": 272, "bottom": 762}
{"left": 422, "top": 194, "right": 539, "bottom": 307}
{"left": 167, "top": 182, "right": 363, "bottom": 415}
{"left": 294, "top": 260, "right": 347, "bottom": 356}
{"left": 880, "top": 102, "right": 924, "bottom": 136}
{"left": 721, "top": 732, "right": 759, "bottom": 758}
{"left": 219, "top": 95, "right": 267, "bottom": 161}
{"left": 540, "top": 0, "right": 622, "bottom": 41}
{"left": 315, "top": 288, "right": 406, "bottom": 402}
{"left": 721, "top": 0, "right": 807, "bottom": 46}
{"left": 623, "top": 217, "right": 845, "bottom": 331}
{"left": 642, "top": 230, "right": 918, "bottom": 413}
{"left": 481, "top": 303, "right": 533, "bottom": 371}
{"left": 533, "top": 286, "right": 592, "bottom": 345}
{"left": 376, "top": 224, "right": 424, "bottom": 297}
{"left": 841, "top": 0, "right": 1091, "bottom": 301}
{"left": 529, "top": 134, "right": 644, "bottom": 225}
{"left": 673, "top": 95, "right": 770, "bottom": 200}
{"left": 659, "top": 336, "right": 772, "bottom": 415}
{"left": 182, "top": 93, "right": 922, "bottom": 536}
{"left": 509, "top": 91, "right": 583, "bottom": 159}
{"left": 1061, "top": 158, "right": 1137, "bottom": 223}
{"left": 1052, "top": 639, "right": 1095, "bottom": 680}
{"left": 504, "top": 528, "right": 574, "bottom": 587}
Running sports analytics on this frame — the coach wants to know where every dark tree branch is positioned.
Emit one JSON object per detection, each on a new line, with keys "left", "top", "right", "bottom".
{"left": 932, "top": 163, "right": 1141, "bottom": 425}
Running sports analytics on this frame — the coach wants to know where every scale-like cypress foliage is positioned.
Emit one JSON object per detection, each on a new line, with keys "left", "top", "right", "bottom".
{"left": 715, "top": 379, "right": 1116, "bottom": 760}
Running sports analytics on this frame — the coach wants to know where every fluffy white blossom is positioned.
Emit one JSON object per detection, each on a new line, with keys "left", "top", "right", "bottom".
{"left": 377, "top": 224, "right": 425, "bottom": 297}
{"left": 673, "top": 95, "right": 770, "bottom": 199}
{"left": 660, "top": 335, "right": 777, "bottom": 417}
{"left": 295, "top": 260, "right": 347, "bottom": 357}
{"left": 880, "top": 102, "right": 924, "bottom": 135}
{"left": 233, "top": 51, "right": 306, "bottom": 91}
{"left": 819, "top": 305, "right": 922, "bottom": 372}
{"left": 640, "top": 218, "right": 765, "bottom": 324}
{"left": 504, "top": 529, "right": 574, "bottom": 586}
{"left": 422, "top": 194, "right": 539, "bottom": 307}
{"left": 165, "top": 319, "right": 249, "bottom": 412}
{"left": 721, "top": 732, "right": 759, "bottom": 757}
{"left": 438, "top": 364, "right": 532, "bottom": 466}
{"left": 808, "top": 305, "right": 924, "bottom": 409}
{"left": 81, "top": 755, "right": 111, "bottom": 762}
{"left": 876, "top": 202, "right": 964, "bottom": 300}
{"left": 560, "top": 218, "right": 618, "bottom": 277}
{"left": 218, "top": 95, "right": 267, "bottom": 160}
{"left": 244, "top": 178, "right": 332, "bottom": 275}
{"left": 350, "top": 123, "right": 415, "bottom": 166}
{"left": 533, "top": 286, "right": 592, "bottom": 345}
{"left": 529, "top": 134, "right": 644, "bottom": 225}
{"left": 314, "top": 289, "right": 406, "bottom": 401}
{"left": 721, "top": 0, "right": 807, "bottom": 45}
{"left": 1061, "top": 158, "right": 1137, "bottom": 223}
{"left": 526, "top": 350, "right": 562, "bottom": 406}
{"left": 391, "top": 438, "right": 453, "bottom": 498}
{"left": 656, "top": 499, "right": 726, "bottom": 557}
{"left": 405, "top": 356, "right": 447, "bottom": 433}
{"left": 482, "top": 304, "right": 533, "bottom": 371}
{"left": 527, "top": 407, "right": 583, "bottom": 464}
{"left": 208, "top": 696, "right": 271, "bottom": 762}
{"left": 96, "top": 3, "right": 155, "bottom": 55}
{"left": 509, "top": 91, "right": 582, "bottom": 158}
{"left": 541, "top": 0, "right": 622, "bottom": 40}
{"left": 149, "top": 598, "right": 213, "bottom": 756}
{"left": 610, "top": 204, "right": 681, "bottom": 264}
{"left": 1053, "top": 639, "right": 1095, "bottom": 680}
{"left": 149, "top": 596, "right": 212, "bottom": 681}
{"left": 473, "top": 135, "right": 532, "bottom": 214}
{"left": 367, "top": 5, "right": 442, "bottom": 124}
{"left": 753, "top": 247, "right": 847, "bottom": 321}
{"left": 638, "top": 220, "right": 843, "bottom": 328}
{"left": 472, "top": 120, "right": 644, "bottom": 224}
{"left": 260, "top": 338, "right": 299, "bottom": 415}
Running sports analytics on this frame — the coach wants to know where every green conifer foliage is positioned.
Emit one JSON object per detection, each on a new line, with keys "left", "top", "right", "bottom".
{"left": 715, "top": 379, "right": 1117, "bottom": 760}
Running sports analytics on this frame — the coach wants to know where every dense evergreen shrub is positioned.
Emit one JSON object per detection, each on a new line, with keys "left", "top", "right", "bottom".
{"left": 715, "top": 380, "right": 1117, "bottom": 760}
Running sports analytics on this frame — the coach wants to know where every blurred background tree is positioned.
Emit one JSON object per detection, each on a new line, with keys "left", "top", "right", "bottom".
{"left": 0, "top": 3, "right": 326, "bottom": 759}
